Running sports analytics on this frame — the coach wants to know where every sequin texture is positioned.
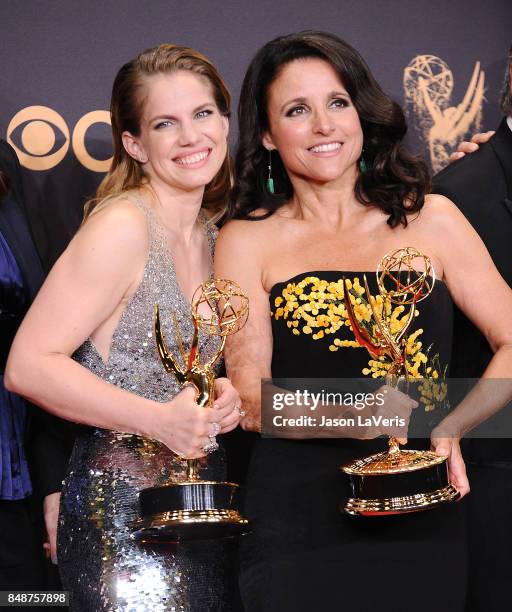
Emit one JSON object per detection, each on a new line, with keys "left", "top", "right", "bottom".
{"left": 57, "top": 194, "right": 231, "bottom": 611}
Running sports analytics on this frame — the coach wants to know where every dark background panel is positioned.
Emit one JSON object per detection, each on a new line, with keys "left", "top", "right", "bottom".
{"left": 0, "top": 0, "right": 510, "bottom": 267}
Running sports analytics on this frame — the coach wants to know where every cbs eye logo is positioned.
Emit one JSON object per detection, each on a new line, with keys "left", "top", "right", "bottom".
{"left": 7, "top": 106, "right": 112, "bottom": 172}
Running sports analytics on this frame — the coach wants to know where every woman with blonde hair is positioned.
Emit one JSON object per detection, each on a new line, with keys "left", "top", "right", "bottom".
{"left": 6, "top": 44, "right": 241, "bottom": 610}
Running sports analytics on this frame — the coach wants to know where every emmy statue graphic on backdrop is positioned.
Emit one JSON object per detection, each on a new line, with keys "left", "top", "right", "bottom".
{"left": 403, "top": 55, "right": 485, "bottom": 172}
{"left": 341, "top": 247, "right": 460, "bottom": 516}
{"left": 134, "top": 278, "right": 250, "bottom": 541}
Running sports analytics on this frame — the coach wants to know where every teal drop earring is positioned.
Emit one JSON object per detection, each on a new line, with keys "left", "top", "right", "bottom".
{"left": 267, "top": 149, "right": 275, "bottom": 194}
{"left": 359, "top": 147, "right": 368, "bottom": 174}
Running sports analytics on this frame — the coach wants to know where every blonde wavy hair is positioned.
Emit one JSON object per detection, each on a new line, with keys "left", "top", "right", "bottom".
{"left": 83, "top": 44, "right": 232, "bottom": 223}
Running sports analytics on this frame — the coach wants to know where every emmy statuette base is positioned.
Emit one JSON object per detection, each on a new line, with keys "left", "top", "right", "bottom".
{"left": 343, "top": 483, "right": 460, "bottom": 516}
{"left": 133, "top": 480, "right": 250, "bottom": 542}
{"left": 341, "top": 449, "right": 460, "bottom": 516}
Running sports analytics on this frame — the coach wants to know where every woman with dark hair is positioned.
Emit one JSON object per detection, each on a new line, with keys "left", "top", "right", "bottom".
{"left": 7, "top": 45, "right": 241, "bottom": 610}
{"left": 216, "top": 31, "right": 512, "bottom": 611}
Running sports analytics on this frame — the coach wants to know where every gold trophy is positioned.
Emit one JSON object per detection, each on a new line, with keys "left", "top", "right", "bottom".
{"left": 341, "top": 247, "right": 460, "bottom": 515}
{"left": 134, "top": 278, "right": 250, "bottom": 541}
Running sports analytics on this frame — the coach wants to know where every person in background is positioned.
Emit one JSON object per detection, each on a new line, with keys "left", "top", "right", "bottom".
{"left": 433, "top": 42, "right": 512, "bottom": 612}
{"left": 0, "top": 139, "right": 47, "bottom": 588}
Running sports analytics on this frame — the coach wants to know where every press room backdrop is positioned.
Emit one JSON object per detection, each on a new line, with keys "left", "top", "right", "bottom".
{"left": 1, "top": 0, "right": 510, "bottom": 269}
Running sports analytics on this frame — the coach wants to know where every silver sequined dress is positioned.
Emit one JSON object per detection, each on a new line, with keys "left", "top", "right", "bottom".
{"left": 57, "top": 194, "right": 232, "bottom": 611}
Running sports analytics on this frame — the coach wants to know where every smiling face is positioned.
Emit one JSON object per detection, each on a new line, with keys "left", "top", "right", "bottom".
{"left": 123, "top": 70, "right": 229, "bottom": 194}
{"left": 262, "top": 58, "right": 363, "bottom": 187}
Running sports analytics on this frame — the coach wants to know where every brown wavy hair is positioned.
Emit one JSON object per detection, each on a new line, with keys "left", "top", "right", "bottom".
{"left": 230, "top": 31, "right": 430, "bottom": 227}
{"left": 84, "top": 44, "right": 232, "bottom": 222}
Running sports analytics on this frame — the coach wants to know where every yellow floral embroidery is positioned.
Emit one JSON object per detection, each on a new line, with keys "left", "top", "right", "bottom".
{"left": 273, "top": 276, "right": 448, "bottom": 411}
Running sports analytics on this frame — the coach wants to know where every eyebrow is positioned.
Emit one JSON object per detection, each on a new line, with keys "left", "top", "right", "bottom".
{"left": 149, "top": 102, "right": 215, "bottom": 123}
{"left": 280, "top": 90, "right": 349, "bottom": 113}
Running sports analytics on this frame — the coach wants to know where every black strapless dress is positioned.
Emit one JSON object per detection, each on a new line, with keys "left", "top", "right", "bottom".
{"left": 239, "top": 272, "right": 467, "bottom": 612}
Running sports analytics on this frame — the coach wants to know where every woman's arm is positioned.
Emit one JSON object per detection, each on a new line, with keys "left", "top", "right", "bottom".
{"left": 6, "top": 200, "right": 236, "bottom": 458}
{"left": 427, "top": 195, "right": 512, "bottom": 388}
{"left": 214, "top": 220, "right": 272, "bottom": 432}
{"left": 423, "top": 195, "right": 512, "bottom": 494}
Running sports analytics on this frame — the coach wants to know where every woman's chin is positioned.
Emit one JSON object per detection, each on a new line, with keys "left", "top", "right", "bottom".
{"left": 164, "top": 169, "right": 221, "bottom": 193}
{"left": 294, "top": 162, "right": 358, "bottom": 185}
{"left": 302, "top": 171, "right": 355, "bottom": 185}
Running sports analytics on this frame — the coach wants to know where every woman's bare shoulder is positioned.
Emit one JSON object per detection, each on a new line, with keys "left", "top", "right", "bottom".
{"left": 67, "top": 196, "right": 150, "bottom": 270}
{"left": 421, "top": 193, "right": 462, "bottom": 220}
{"left": 86, "top": 194, "right": 146, "bottom": 225}
{"left": 79, "top": 196, "right": 148, "bottom": 241}
{"left": 408, "top": 193, "right": 480, "bottom": 266}
{"left": 410, "top": 193, "right": 468, "bottom": 235}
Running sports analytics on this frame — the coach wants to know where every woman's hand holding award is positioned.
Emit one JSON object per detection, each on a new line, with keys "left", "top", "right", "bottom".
{"left": 134, "top": 279, "right": 250, "bottom": 541}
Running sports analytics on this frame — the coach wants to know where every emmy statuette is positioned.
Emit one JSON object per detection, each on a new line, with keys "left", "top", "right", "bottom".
{"left": 341, "top": 247, "right": 460, "bottom": 516}
{"left": 133, "top": 279, "right": 250, "bottom": 541}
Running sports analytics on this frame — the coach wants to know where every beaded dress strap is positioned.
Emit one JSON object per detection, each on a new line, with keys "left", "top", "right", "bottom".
{"left": 123, "top": 193, "right": 167, "bottom": 253}
{"left": 125, "top": 192, "right": 217, "bottom": 264}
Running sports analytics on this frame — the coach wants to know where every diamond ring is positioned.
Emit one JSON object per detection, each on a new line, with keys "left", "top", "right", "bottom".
{"left": 210, "top": 422, "right": 221, "bottom": 438}
{"left": 203, "top": 439, "right": 219, "bottom": 454}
